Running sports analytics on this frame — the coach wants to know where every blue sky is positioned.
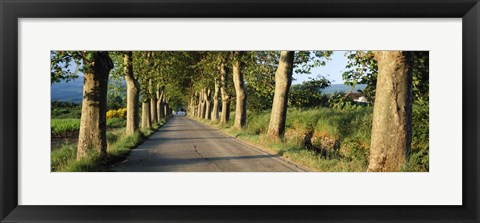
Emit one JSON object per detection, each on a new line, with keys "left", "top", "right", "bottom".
{"left": 292, "top": 51, "right": 347, "bottom": 85}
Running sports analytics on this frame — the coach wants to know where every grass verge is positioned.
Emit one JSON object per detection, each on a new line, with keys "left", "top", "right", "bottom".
{"left": 51, "top": 118, "right": 169, "bottom": 172}
{"left": 191, "top": 106, "right": 428, "bottom": 172}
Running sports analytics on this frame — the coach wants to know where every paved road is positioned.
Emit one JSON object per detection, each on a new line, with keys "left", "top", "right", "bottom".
{"left": 113, "top": 116, "right": 305, "bottom": 172}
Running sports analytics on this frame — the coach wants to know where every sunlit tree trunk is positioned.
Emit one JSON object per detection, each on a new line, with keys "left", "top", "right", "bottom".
{"left": 205, "top": 88, "right": 211, "bottom": 120}
{"left": 200, "top": 88, "right": 208, "bottom": 119}
{"left": 220, "top": 61, "right": 230, "bottom": 124}
{"left": 123, "top": 51, "right": 140, "bottom": 136}
{"left": 149, "top": 80, "right": 158, "bottom": 125}
{"left": 159, "top": 89, "right": 165, "bottom": 121}
{"left": 368, "top": 51, "right": 414, "bottom": 172}
{"left": 267, "top": 51, "right": 295, "bottom": 139}
{"left": 77, "top": 52, "right": 113, "bottom": 159}
{"left": 211, "top": 78, "right": 220, "bottom": 121}
{"left": 232, "top": 51, "right": 247, "bottom": 129}
{"left": 141, "top": 101, "right": 152, "bottom": 129}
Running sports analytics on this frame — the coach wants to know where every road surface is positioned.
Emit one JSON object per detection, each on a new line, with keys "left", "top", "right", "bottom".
{"left": 113, "top": 116, "right": 305, "bottom": 172}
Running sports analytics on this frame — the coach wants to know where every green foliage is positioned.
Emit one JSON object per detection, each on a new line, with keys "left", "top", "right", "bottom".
{"left": 412, "top": 51, "right": 429, "bottom": 102}
{"left": 52, "top": 117, "right": 127, "bottom": 136}
{"left": 288, "top": 75, "right": 330, "bottom": 109}
{"left": 50, "top": 51, "right": 83, "bottom": 83}
{"left": 408, "top": 100, "right": 429, "bottom": 171}
{"left": 343, "top": 51, "right": 378, "bottom": 104}
{"left": 327, "top": 92, "right": 366, "bottom": 110}
{"left": 106, "top": 118, "right": 127, "bottom": 129}
{"left": 51, "top": 143, "right": 77, "bottom": 171}
{"left": 51, "top": 119, "right": 81, "bottom": 135}
{"left": 51, "top": 101, "right": 82, "bottom": 119}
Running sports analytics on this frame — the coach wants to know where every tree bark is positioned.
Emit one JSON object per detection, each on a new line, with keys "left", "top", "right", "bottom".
{"left": 267, "top": 51, "right": 295, "bottom": 138}
{"left": 367, "top": 51, "right": 413, "bottom": 172}
{"left": 205, "top": 88, "right": 211, "bottom": 120}
{"left": 219, "top": 61, "right": 230, "bottom": 124}
{"left": 200, "top": 88, "right": 208, "bottom": 119}
{"left": 211, "top": 78, "right": 220, "bottom": 122}
{"left": 141, "top": 101, "right": 152, "bottom": 129}
{"left": 77, "top": 52, "right": 113, "bottom": 159}
{"left": 123, "top": 51, "right": 140, "bottom": 136}
{"left": 157, "top": 88, "right": 164, "bottom": 121}
{"left": 149, "top": 80, "right": 158, "bottom": 125}
{"left": 232, "top": 51, "right": 247, "bottom": 129}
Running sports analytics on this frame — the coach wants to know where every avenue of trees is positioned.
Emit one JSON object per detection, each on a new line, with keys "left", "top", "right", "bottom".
{"left": 51, "top": 50, "right": 428, "bottom": 172}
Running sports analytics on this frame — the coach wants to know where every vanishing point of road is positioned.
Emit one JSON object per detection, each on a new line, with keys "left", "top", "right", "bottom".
{"left": 113, "top": 116, "right": 306, "bottom": 172}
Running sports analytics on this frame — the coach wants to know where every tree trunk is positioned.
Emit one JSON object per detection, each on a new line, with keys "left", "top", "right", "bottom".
{"left": 367, "top": 51, "right": 414, "bottom": 172}
{"left": 149, "top": 80, "right": 158, "bottom": 125}
{"left": 123, "top": 51, "right": 140, "bottom": 136}
{"left": 200, "top": 88, "right": 208, "bottom": 119}
{"left": 267, "top": 51, "right": 295, "bottom": 138}
{"left": 211, "top": 78, "right": 220, "bottom": 122}
{"left": 77, "top": 52, "right": 113, "bottom": 159}
{"left": 232, "top": 51, "right": 247, "bottom": 129}
{"left": 205, "top": 88, "right": 211, "bottom": 120}
{"left": 157, "top": 89, "right": 164, "bottom": 121}
{"left": 141, "top": 101, "right": 152, "bottom": 129}
{"left": 220, "top": 61, "right": 230, "bottom": 124}
{"left": 197, "top": 91, "right": 203, "bottom": 118}
{"left": 164, "top": 101, "right": 169, "bottom": 117}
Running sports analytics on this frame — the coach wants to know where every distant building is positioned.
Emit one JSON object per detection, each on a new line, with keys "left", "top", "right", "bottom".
{"left": 355, "top": 96, "right": 368, "bottom": 103}
{"left": 347, "top": 92, "right": 368, "bottom": 103}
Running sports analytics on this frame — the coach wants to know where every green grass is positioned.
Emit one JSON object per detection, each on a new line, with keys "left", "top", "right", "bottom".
{"left": 51, "top": 118, "right": 128, "bottom": 136}
{"left": 51, "top": 101, "right": 82, "bottom": 119}
{"left": 192, "top": 105, "right": 428, "bottom": 172}
{"left": 51, "top": 119, "right": 81, "bottom": 135}
{"left": 107, "top": 117, "right": 127, "bottom": 129}
{"left": 51, "top": 117, "right": 170, "bottom": 172}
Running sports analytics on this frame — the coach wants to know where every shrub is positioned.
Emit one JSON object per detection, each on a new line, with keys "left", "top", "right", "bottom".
{"left": 107, "top": 117, "right": 126, "bottom": 128}
{"left": 51, "top": 101, "right": 82, "bottom": 119}
{"left": 51, "top": 118, "right": 81, "bottom": 136}
{"left": 106, "top": 108, "right": 127, "bottom": 120}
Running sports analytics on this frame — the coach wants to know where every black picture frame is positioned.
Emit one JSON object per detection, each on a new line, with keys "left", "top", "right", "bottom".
{"left": 1, "top": 0, "right": 479, "bottom": 222}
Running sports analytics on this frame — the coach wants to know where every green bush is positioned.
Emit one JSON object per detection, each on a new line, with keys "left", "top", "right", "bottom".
{"left": 51, "top": 101, "right": 82, "bottom": 119}
{"left": 51, "top": 118, "right": 81, "bottom": 135}
{"left": 107, "top": 117, "right": 126, "bottom": 128}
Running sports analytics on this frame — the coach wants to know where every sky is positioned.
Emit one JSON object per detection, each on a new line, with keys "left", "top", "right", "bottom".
{"left": 292, "top": 51, "right": 348, "bottom": 85}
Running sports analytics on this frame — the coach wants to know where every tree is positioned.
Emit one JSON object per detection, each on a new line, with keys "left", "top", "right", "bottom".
{"left": 135, "top": 51, "right": 153, "bottom": 129}
{"left": 288, "top": 75, "right": 330, "bottom": 110}
{"left": 267, "top": 51, "right": 295, "bottom": 138}
{"left": 149, "top": 79, "right": 158, "bottom": 124}
{"left": 219, "top": 56, "right": 230, "bottom": 124}
{"left": 211, "top": 78, "right": 220, "bottom": 121}
{"left": 123, "top": 51, "right": 140, "bottom": 136}
{"left": 368, "top": 51, "right": 414, "bottom": 172}
{"left": 232, "top": 51, "right": 247, "bottom": 128}
{"left": 77, "top": 52, "right": 114, "bottom": 158}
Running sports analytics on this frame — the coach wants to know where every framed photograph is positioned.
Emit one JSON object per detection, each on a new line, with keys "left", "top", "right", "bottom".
{"left": 1, "top": 0, "right": 479, "bottom": 222}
